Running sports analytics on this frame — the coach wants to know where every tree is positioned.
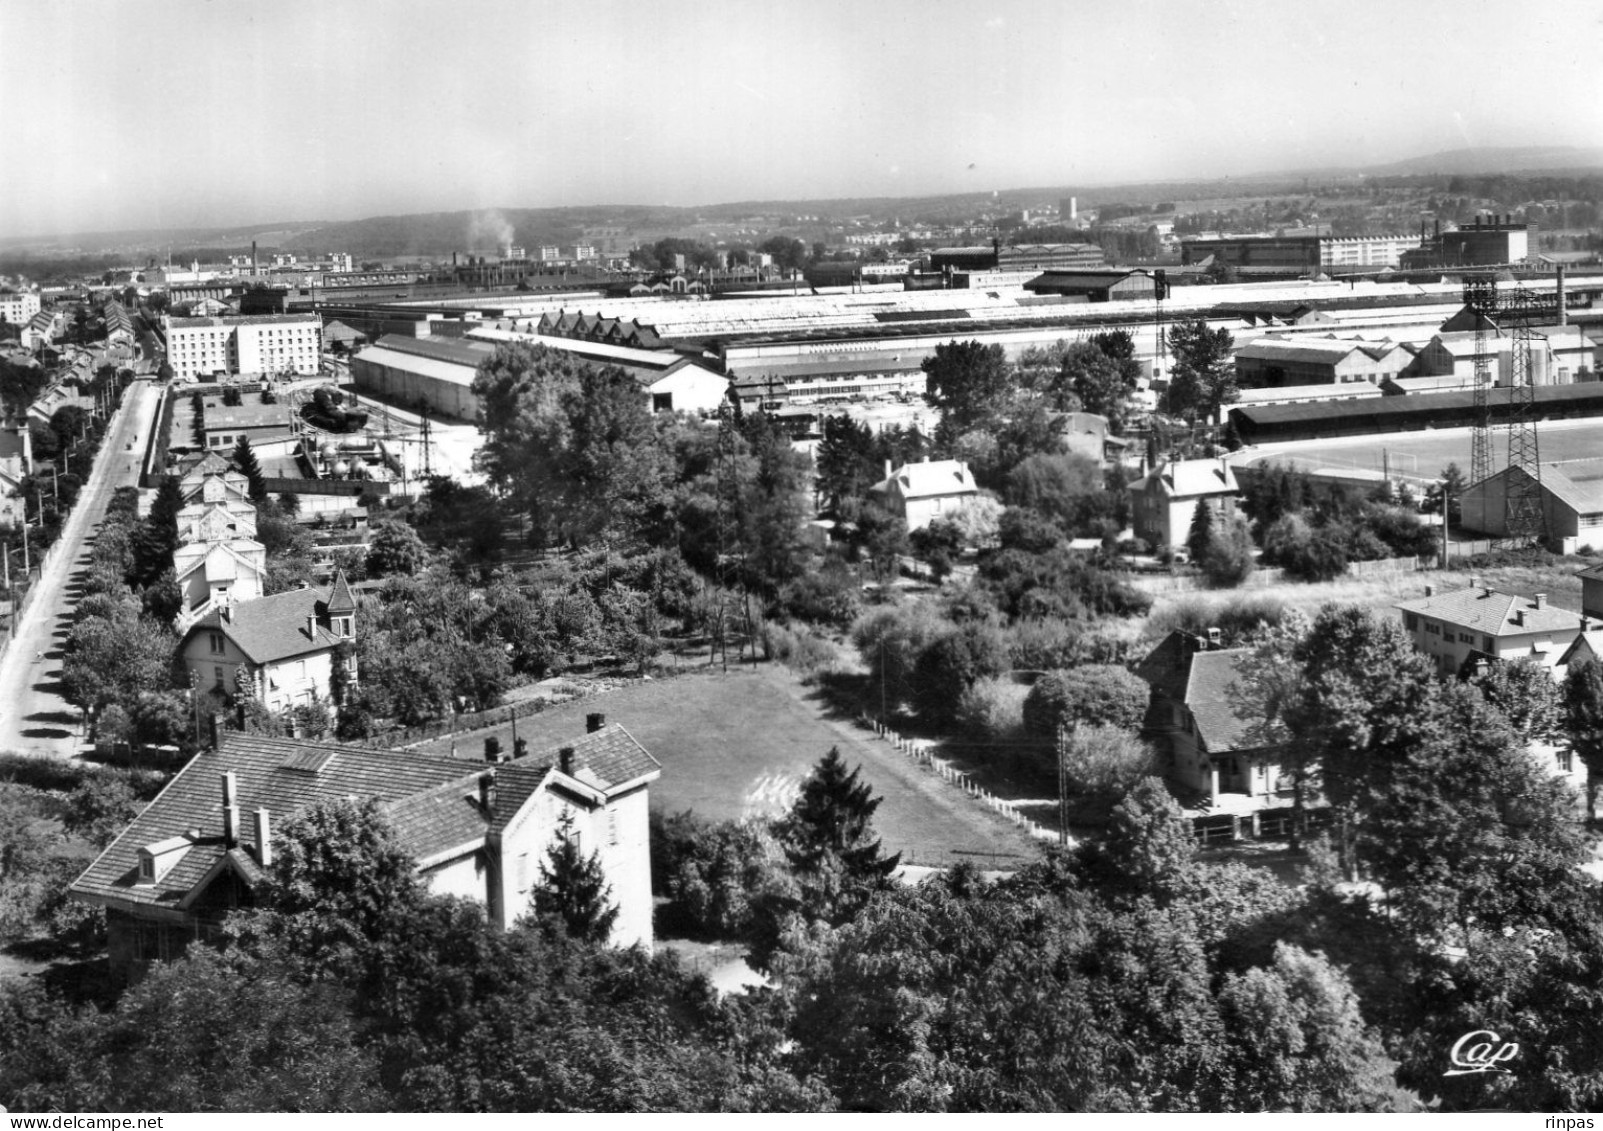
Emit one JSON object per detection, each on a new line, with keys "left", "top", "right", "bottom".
{"left": 1023, "top": 663, "right": 1150, "bottom": 737}
{"left": 1068, "top": 776, "right": 1200, "bottom": 910}
{"left": 531, "top": 813, "right": 620, "bottom": 945}
{"left": 814, "top": 414, "right": 878, "bottom": 514}
{"left": 770, "top": 748, "right": 900, "bottom": 938}
{"left": 1562, "top": 657, "right": 1603, "bottom": 821}
{"left": 60, "top": 775, "right": 139, "bottom": 848}
{"left": 1061, "top": 340, "right": 1139, "bottom": 433}
{"left": 1058, "top": 724, "right": 1156, "bottom": 810}
{"left": 1217, "top": 943, "right": 1397, "bottom": 1112}
{"left": 233, "top": 436, "right": 267, "bottom": 503}
{"left": 227, "top": 797, "right": 427, "bottom": 980}
{"left": 1186, "top": 499, "right": 1214, "bottom": 562}
{"left": 1429, "top": 462, "right": 1467, "bottom": 524}
{"left": 1166, "top": 319, "right": 1237, "bottom": 424}
{"left": 1200, "top": 515, "right": 1257, "bottom": 588}
{"left": 365, "top": 518, "right": 428, "bottom": 578}
{"left": 911, "top": 622, "right": 1008, "bottom": 728}
{"left": 1002, "top": 452, "right": 1101, "bottom": 525}
{"left": 921, "top": 340, "right": 1011, "bottom": 443}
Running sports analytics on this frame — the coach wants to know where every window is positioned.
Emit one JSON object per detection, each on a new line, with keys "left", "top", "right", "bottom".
{"left": 1558, "top": 747, "right": 1574, "bottom": 773}
{"left": 1405, "top": 613, "right": 1418, "bottom": 631}
{"left": 1484, "top": 636, "right": 1495, "bottom": 652}
{"left": 213, "top": 665, "right": 225, "bottom": 689}
{"left": 209, "top": 631, "right": 224, "bottom": 655}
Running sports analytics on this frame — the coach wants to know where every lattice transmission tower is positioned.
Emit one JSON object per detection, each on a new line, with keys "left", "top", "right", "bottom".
{"left": 1462, "top": 275, "right": 1559, "bottom": 546}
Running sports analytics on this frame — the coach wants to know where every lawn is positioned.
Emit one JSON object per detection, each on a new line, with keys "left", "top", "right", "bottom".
{"left": 414, "top": 663, "right": 1041, "bottom": 868}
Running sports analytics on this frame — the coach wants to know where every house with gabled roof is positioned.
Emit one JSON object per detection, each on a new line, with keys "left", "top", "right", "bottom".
{"left": 178, "top": 572, "right": 358, "bottom": 713}
{"left": 1134, "top": 629, "right": 1288, "bottom": 810}
{"left": 178, "top": 452, "right": 252, "bottom": 506}
{"left": 1128, "top": 457, "right": 1240, "bottom": 552}
{"left": 869, "top": 456, "right": 981, "bottom": 530}
{"left": 69, "top": 718, "right": 662, "bottom": 985}
{"left": 173, "top": 539, "right": 268, "bottom": 624}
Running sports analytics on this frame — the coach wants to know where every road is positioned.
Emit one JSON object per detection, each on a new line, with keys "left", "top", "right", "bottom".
{"left": 0, "top": 378, "right": 162, "bottom": 759}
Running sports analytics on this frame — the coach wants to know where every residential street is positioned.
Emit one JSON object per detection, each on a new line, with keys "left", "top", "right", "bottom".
{"left": 0, "top": 377, "right": 161, "bottom": 759}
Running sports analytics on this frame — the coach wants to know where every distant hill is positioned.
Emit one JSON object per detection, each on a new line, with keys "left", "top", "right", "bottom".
{"left": 1357, "top": 145, "right": 1603, "bottom": 177}
{"left": 7, "top": 145, "right": 1600, "bottom": 259}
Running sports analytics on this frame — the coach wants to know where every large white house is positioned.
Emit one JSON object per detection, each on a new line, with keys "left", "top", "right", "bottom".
{"left": 70, "top": 720, "right": 662, "bottom": 985}
{"left": 869, "top": 457, "right": 981, "bottom": 530}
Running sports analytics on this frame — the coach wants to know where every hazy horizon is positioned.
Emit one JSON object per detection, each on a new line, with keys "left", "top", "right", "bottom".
{"left": 3, "top": 0, "right": 1599, "bottom": 241}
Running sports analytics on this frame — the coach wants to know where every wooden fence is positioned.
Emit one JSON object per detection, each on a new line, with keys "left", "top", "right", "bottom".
{"left": 860, "top": 713, "right": 1056, "bottom": 842}
{"left": 1190, "top": 805, "right": 1330, "bottom": 844}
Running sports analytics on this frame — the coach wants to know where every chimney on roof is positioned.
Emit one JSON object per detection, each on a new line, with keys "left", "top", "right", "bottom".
{"left": 484, "top": 736, "right": 503, "bottom": 763}
{"left": 1535, "top": 593, "right": 1547, "bottom": 610}
{"left": 479, "top": 770, "right": 497, "bottom": 814}
{"left": 1469, "top": 575, "right": 1480, "bottom": 589}
{"left": 1206, "top": 627, "right": 1222, "bottom": 648}
{"left": 223, "top": 804, "right": 239, "bottom": 849}
{"left": 1425, "top": 584, "right": 1434, "bottom": 597}
{"left": 1514, "top": 609, "right": 1526, "bottom": 627}
{"left": 558, "top": 746, "right": 576, "bottom": 775}
{"left": 254, "top": 808, "right": 272, "bottom": 867}
{"left": 884, "top": 458, "right": 893, "bottom": 479}
{"left": 586, "top": 712, "right": 605, "bottom": 733}
{"left": 306, "top": 614, "right": 317, "bottom": 639}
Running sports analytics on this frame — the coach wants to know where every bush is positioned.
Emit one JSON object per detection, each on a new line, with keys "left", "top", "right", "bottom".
{"left": 1022, "top": 664, "right": 1150, "bottom": 738}
{"left": 1200, "top": 517, "right": 1256, "bottom": 588}
{"left": 1144, "top": 592, "right": 1289, "bottom": 647}
{"left": 912, "top": 621, "right": 1009, "bottom": 728}
{"left": 851, "top": 603, "right": 957, "bottom": 714}
{"left": 955, "top": 676, "right": 1029, "bottom": 741}
{"left": 778, "top": 564, "right": 861, "bottom": 628}
{"left": 1261, "top": 513, "right": 1347, "bottom": 581}
{"left": 761, "top": 622, "right": 839, "bottom": 675}
{"left": 1059, "top": 724, "right": 1157, "bottom": 812}
{"left": 651, "top": 812, "right": 792, "bottom": 942}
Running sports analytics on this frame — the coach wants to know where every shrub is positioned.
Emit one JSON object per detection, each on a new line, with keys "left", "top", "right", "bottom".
{"left": 912, "top": 621, "right": 1009, "bottom": 728}
{"left": 1144, "top": 593, "right": 1289, "bottom": 647}
{"left": 778, "top": 564, "right": 861, "bottom": 627}
{"left": 761, "top": 622, "right": 839, "bottom": 675}
{"left": 955, "top": 676, "right": 1029, "bottom": 741}
{"left": 1200, "top": 516, "right": 1257, "bottom": 588}
{"left": 651, "top": 812, "right": 792, "bottom": 942}
{"left": 851, "top": 603, "right": 956, "bottom": 713}
{"left": 1059, "top": 723, "right": 1157, "bottom": 811}
{"left": 1023, "top": 664, "right": 1150, "bottom": 738}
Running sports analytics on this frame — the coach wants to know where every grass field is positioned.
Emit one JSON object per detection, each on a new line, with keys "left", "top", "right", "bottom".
{"left": 1146, "top": 556, "right": 1593, "bottom": 623}
{"left": 1236, "top": 416, "right": 1603, "bottom": 485}
{"left": 415, "top": 664, "right": 1040, "bottom": 868}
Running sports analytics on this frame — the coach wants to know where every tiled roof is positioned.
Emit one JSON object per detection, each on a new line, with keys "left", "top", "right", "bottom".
{"left": 1132, "top": 458, "right": 1239, "bottom": 499}
{"left": 69, "top": 734, "right": 505, "bottom": 913}
{"left": 1184, "top": 649, "right": 1261, "bottom": 754}
{"left": 173, "top": 539, "right": 265, "bottom": 583}
{"left": 871, "top": 459, "right": 978, "bottom": 500}
{"left": 1134, "top": 630, "right": 1204, "bottom": 704}
{"left": 71, "top": 725, "right": 660, "bottom": 916}
{"left": 1395, "top": 585, "right": 1584, "bottom": 638}
{"left": 530, "top": 724, "right": 662, "bottom": 791}
{"left": 168, "top": 314, "right": 319, "bottom": 328}
{"left": 325, "top": 570, "right": 356, "bottom": 615}
{"left": 185, "top": 585, "right": 343, "bottom": 664}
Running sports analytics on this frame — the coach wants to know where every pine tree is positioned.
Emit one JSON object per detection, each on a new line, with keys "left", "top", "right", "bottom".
{"left": 1186, "top": 499, "right": 1214, "bottom": 562}
{"left": 533, "top": 812, "right": 620, "bottom": 944}
{"left": 778, "top": 747, "right": 900, "bottom": 907}
{"left": 234, "top": 436, "right": 267, "bottom": 503}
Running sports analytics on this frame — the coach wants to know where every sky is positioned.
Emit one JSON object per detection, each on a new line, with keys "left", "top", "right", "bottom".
{"left": 2, "top": 0, "right": 1600, "bottom": 239}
